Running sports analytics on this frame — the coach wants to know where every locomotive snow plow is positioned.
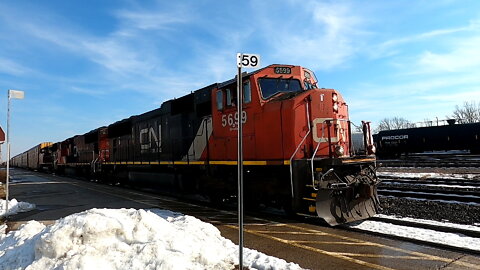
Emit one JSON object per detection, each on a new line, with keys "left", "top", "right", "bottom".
{"left": 315, "top": 163, "right": 381, "bottom": 226}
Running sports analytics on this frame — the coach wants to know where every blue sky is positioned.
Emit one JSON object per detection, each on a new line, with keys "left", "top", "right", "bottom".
{"left": 1, "top": 0, "right": 480, "bottom": 158}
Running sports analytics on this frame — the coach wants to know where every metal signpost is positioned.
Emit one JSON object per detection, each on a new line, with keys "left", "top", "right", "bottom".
{"left": 5, "top": 89, "right": 24, "bottom": 217}
{"left": 236, "top": 53, "right": 260, "bottom": 268}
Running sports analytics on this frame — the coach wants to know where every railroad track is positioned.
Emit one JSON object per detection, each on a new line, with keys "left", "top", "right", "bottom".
{"left": 377, "top": 186, "right": 480, "bottom": 203}
{"left": 378, "top": 176, "right": 480, "bottom": 188}
{"left": 377, "top": 155, "right": 480, "bottom": 168}
{"left": 377, "top": 175, "right": 480, "bottom": 203}
{"left": 378, "top": 159, "right": 480, "bottom": 168}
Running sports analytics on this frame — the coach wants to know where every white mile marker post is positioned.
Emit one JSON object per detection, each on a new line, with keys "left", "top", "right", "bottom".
{"left": 236, "top": 53, "right": 260, "bottom": 269}
{"left": 5, "top": 89, "right": 24, "bottom": 217}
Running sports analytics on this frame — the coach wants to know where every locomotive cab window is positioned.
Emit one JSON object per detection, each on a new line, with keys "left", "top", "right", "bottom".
{"left": 226, "top": 88, "right": 237, "bottom": 107}
{"left": 303, "top": 69, "right": 318, "bottom": 90}
{"left": 243, "top": 81, "right": 251, "bottom": 104}
{"left": 258, "top": 78, "right": 302, "bottom": 99}
{"left": 216, "top": 90, "right": 223, "bottom": 110}
{"left": 226, "top": 89, "right": 232, "bottom": 106}
{"left": 224, "top": 83, "right": 250, "bottom": 107}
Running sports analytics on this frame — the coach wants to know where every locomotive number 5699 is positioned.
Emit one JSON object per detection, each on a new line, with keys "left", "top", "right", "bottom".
{"left": 221, "top": 111, "right": 247, "bottom": 129}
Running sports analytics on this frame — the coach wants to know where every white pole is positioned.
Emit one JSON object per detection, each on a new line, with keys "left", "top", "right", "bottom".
{"left": 235, "top": 53, "right": 259, "bottom": 269}
{"left": 5, "top": 94, "right": 11, "bottom": 217}
{"left": 237, "top": 62, "right": 244, "bottom": 269}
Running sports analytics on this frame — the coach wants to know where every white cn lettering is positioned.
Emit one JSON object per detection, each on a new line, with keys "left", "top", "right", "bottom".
{"left": 140, "top": 125, "right": 162, "bottom": 153}
{"left": 140, "top": 128, "right": 149, "bottom": 151}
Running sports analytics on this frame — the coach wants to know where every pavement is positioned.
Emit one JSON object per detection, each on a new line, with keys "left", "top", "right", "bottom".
{"left": 5, "top": 168, "right": 480, "bottom": 270}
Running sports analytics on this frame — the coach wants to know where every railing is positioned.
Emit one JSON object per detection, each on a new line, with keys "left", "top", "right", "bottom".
{"left": 308, "top": 118, "right": 349, "bottom": 190}
{"left": 289, "top": 102, "right": 311, "bottom": 198}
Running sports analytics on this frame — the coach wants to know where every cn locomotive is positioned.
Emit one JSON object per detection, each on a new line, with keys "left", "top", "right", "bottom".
{"left": 11, "top": 64, "right": 380, "bottom": 225}
{"left": 374, "top": 122, "right": 480, "bottom": 158}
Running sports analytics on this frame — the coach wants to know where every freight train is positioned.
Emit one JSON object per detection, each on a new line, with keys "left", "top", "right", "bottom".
{"left": 374, "top": 122, "right": 480, "bottom": 158}
{"left": 11, "top": 64, "right": 380, "bottom": 226}
{"left": 10, "top": 142, "right": 53, "bottom": 171}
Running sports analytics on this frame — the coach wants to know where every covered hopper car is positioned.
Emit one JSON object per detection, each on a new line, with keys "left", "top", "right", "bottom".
{"left": 12, "top": 64, "right": 380, "bottom": 225}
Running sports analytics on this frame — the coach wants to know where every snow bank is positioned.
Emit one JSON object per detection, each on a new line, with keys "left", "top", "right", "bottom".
{"left": 349, "top": 216, "right": 480, "bottom": 251}
{"left": 0, "top": 199, "right": 36, "bottom": 218}
{"left": 376, "top": 214, "right": 480, "bottom": 232}
{"left": 0, "top": 208, "right": 303, "bottom": 270}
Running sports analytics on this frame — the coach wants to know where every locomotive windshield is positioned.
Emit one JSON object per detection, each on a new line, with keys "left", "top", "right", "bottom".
{"left": 258, "top": 78, "right": 302, "bottom": 99}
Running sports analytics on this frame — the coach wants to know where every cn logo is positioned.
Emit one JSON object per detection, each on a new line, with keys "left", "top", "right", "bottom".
{"left": 139, "top": 125, "right": 162, "bottom": 153}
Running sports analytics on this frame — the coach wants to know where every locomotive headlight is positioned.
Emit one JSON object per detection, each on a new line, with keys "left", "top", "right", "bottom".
{"left": 332, "top": 93, "right": 338, "bottom": 102}
{"left": 335, "top": 145, "right": 345, "bottom": 156}
{"left": 333, "top": 103, "right": 339, "bottom": 112}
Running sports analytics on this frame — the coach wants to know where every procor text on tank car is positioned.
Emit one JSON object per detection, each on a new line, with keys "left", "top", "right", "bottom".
{"left": 11, "top": 64, "right": 380, "bottom": 226}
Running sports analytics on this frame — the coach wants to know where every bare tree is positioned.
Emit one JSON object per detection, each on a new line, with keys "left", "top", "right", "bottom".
{"left": 376, "top": 117, "right": 416, "bottom": 131}
{"left": 423, "top": 118, "right": 433, "bottom": 127}
{"left": 354, "top": 124, "right": 363, "bottom": 133}
{"left": 450, "top": 101, "right": 480, "bottom": 123}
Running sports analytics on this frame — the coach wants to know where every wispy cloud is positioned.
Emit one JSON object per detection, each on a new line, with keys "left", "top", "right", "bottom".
{"left": 415, "top": 36, "right": 480, "bottom": 73}
{"left": 69, "top": 86, "right": 108, "bottom": 96}
{"left": 0, "top": 3, "right": 201, "bottom": 101}
{"left": 81, "top": 39, "right": 155, "bottom": 75}
{"left": 371, "top": 19, "right": 480, "bottom": 60}
{"left": 345, "top": 14, "right": 480, "bottom": 126}
{"left": 0, "top": 58, "right": 32, "bottom": 76}
{"left": 115, "top": 8, "right": 190, "bottom": 31}
{"left": 256, "top": 0, "right": 368, "bottom": 71}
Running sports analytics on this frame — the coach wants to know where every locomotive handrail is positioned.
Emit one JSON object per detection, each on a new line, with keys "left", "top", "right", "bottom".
{"left": 310, "top": 141, "right": 322, "bottom": 191}
{"left": 91, "top": 156, "right": 99, "bottom": 173}
{"left": 289, "top": 102, "right": 311, "bottom": 198}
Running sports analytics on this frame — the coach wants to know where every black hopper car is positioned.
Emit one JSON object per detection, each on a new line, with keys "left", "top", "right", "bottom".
{"left": 373, "top": 122, "right": 480, "bottom": 158}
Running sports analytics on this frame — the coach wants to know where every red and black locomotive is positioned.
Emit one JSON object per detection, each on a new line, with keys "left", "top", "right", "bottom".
{"left": 12, "top": 64, "right": 380, "bottom": 225}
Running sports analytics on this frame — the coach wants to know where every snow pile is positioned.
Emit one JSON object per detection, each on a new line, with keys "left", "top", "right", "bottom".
{"left": 0, "top": 208, "right": 303, "bottom": 270}
{"left": 376, "top": 214, "right": 480, "bottom": 231}
{"left": 1, "top": 199, "right": 36, "bottom": 218}
{"left": 349, "top": 216, "right": 480, "bottom": 251}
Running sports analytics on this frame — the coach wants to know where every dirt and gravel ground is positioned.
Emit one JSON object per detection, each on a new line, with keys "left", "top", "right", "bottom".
{"left": 379, "top": 197, "right": 480, "bottom": 225}
{"left": 0, "top": 170, "right": 6, "bottom": 198}
{"left": 377, "top": 166, "right": 480, "bottom": 225}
